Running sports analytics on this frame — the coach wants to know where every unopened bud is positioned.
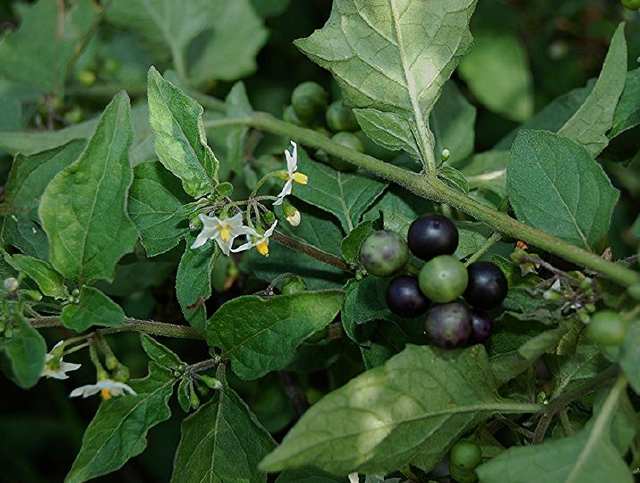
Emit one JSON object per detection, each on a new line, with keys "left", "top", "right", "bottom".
{"left": 441, "top": 148, "right": 450, "bottom": 162}
{"left": 283, "top": 202, "right": 301, "bottom": 227}
{"left": 3, "top": 277, "right": 18, "bottom": 292}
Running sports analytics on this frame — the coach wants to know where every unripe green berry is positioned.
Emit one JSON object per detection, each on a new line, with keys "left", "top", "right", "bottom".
{"left": 587, "top": 310, "right": 627, "bottom": 346}
{"left": 326, "top": 101, "right": 358, "bottom": 132}
{"left": 291, "top": 82, "right": 328, "bottom": 124}
{"left": 283, "top": 104, "right": 302, "bottom": 126}
{"left": 622, "top": 0, "right": 640, "bottom": 10}
{"left": 419, "top": 255, "right": 468, "bottom": 303}
{"left": 627, "top": 283, "right": 640, "bottom": 301}
{"left": 327, "top": 132, "right": 363, "bottom": 171}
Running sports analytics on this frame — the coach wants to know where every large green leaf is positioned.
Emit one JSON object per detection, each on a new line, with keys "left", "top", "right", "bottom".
{"left": 171, "top": 386, "right": 275, "bottom": 483}
{"left": 147, "top": 67, "right": 218, "bottom": 198}
{"left": 61, "top": 286, "right": 125, "bottom": 332}
{"left": 128, "top": 161, "right": 191, "bottom": 257}
{"left": 619, "top": 321, "right": 640, "bottom": 394}
{"left": 260, "top": 345, "right": 537, "bottom": 475}
{"left": 107, "top": 0, "right": 266, "bottom": 84}
{"left": 206, "top": 291, "right": 344, "bottom": 380}
{"left": 66, "top": 362, "right": 176, "bottom": 483}
{"left": 0, "top": 0, "right": 96, "bottom": 93}
{"left": 557, "top": 23, "right": 627, "bottom": 157}
{"left": 0, "top": 314, "right": 46, "bottom": 389}
{"left": 477, "top": 377, "right": 633, "bottom": 483}
{"left": 507, "top": 130, "right": 619, "bottom": 251}
{"left": 296, "top": 0, "right": 477, "bottom": 164}
{"left": 294, "top": 152, "right": 386, "bottom": 233}
{"left": 610, "top": 67, "right": 640, "bottom": 138}
{"left": 459, "top": 32, "right": 533, "bottom": 122}
{"left": 39, "top": 93, "right": 138, "bottom": 283}
{"left": 5, "top": 254, "right": 66, "bottom": 300}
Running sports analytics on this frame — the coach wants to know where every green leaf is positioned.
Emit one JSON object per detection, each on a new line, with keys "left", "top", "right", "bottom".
{"left": 362, "top": 187, "right": 431, "bottom": 238}
{"left": 558, "top": 23, "right": 627, "bottom": 157}
{"left": 128, "top": 161, "right": 191, "bottom": 257}
{"left": 147, "top": 67, "right": 219, "bottom": 198}
{"left": 171, "top": 385, "right": 275, "bottom": 482}
{"left": 276, "top": 468, "right": 345, "bottom": 482}
{"left": 476, "top": 377, "right": 632, "bottom": 483}
{"left": 207, "top": 290, "right": 344, "bottom": 380}
{"left": 276, "top": 205, "right": 344, "bottom": 258}
{"left": 61, "top": 286, "right": 125, "bottom": 332}
{"left": 140, "top": 334, "right": 184, "bottom": 370}
{"left": 341, "top": 220, "right": 376, "bottom": 265}
{"left": 0, "top": 314, "right": 46, "bottom": 389}
{"left": 0, "top": 0, "right": 97, "bottom": 93}
{"left": 294, "top": 152, "right": 386, "bottom": 233}
{"left": 459, "top": 32, "right": 533, "bottom": 122}
{"left": 342, "top": 278, "right": 395, "bottom": 341}
{"left": 5, "top": 254, "right": 66, "bottom": 299}
{"left": 215, "top": 82, "right": 253, "bottom": 176}
{"left": 176, "top": 236, "right": 218, "bottom": 332}
{"left": 39, "top": 93, "right": 138, "bottom": 283}
{"left": 66, "top": 363, "right": 176, "bottom": 483}
{"left": 260, "top": 345, "right": 537, "bottom": 475}
{"left": 507, "top": 130, "right": 619, "bottom": 251}
{"left": 296, "top": 0, "right": 478, "bottom": 163}
{"left": 619, "top": 320, "right": 640, "bottom": 394}
{"left": 462, "top": 150, "right": 509, "bottom": 197}
{"left": 610, "top": 67, "right": 640, "bottom": 138}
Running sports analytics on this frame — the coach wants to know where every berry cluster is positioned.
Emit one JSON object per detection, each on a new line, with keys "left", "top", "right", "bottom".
{"left": 359, "top": 214, "right": 508, "bottom": 349}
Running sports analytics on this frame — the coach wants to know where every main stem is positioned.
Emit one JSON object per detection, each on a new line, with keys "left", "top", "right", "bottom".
{"left": 218, "top": 112, "right": 639, "bottom": 288}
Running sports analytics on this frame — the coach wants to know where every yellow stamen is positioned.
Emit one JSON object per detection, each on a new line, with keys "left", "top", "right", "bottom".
{"left": 292, "top": 172, "right": 308, "bottom": 185}
{"left": 218, "top": 224, "right": 232, "bottom": 242}
{"left": 256, "top": 239, "right": 270, "bottom": 257}
{"left": 100, "top": 388, "right": 112, "bottom": 400}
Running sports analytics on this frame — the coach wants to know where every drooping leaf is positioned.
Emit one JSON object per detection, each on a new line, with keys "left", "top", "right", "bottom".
{"left": 171, "top": 386, "right": 275, "bottom": 482}
{"left": 206, "top": 291, "right": 344, "bottom": 380}
{"left": 0, "top": 314, "right": 46, "bottom": 389}
{"left": 39, "top": 93, "right": 138, "bottom": 283}
{"left": 176, "top": 236, "right": 218, "bottom": 332}
{"left": 65, "top": 362, "right": 176, "bottom": 483}
{"left": 5, "top": 254, "right": 66, "bottom": 300}
{"left": 507, "top": 130, "right": 619, "bottom": 251}
{"left": 294, "top": 152, "right": 386, "bottom": 233}
{"left": 61, "top": 286, "right": 125, "bottom": 332}
{"left": 459, "top": 32, "right": 533, "bottom": 122}
{"left": 128, "top": 161, "right": 191, "bottom": 257}
{"left": 147, "top": 67, "right": 219, "bottom": 198}
{"left": 260, "top": 345, "right": 537, "bottom": 475}
{"left": 0, "top": 0, "right": 97, "bottom": 93}
{"left": 558, "top": 23, "right": 627, "bottom": 157}
{"left": 296, "top": 0, "right": 478, "bottom": 163}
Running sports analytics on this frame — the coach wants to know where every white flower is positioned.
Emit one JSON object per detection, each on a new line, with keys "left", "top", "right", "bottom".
{"left": 348, "top": 474, "right": 359, "bottom": 483}
{"left": 274, "top": 141, "right": 308, "bottom": 206}
{"left": 191, "top": 212, "right": 249, "bottom": 255}
{"left": 70, "top": 379, "right": 136, "bottom": 400}
{"left": 42, "top": 341, "right": 81, "bottom": 380}
{"left": 231, "top": 220, "right": 278, "bottom": 257}
{"left": 286, "top": 208, "right": 301, "bottom": 227}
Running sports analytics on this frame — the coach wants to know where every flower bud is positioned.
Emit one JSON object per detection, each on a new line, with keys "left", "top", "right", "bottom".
{"left": 3, "top": 277, "right": 18, "bottom": 292}
{"left": 283, "top": 201, "right": 301, "bottom": 227}
{"left": 441, "top": 148, "right": 450, "bottom": 162}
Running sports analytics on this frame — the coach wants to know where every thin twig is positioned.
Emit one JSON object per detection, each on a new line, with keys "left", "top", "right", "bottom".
{"left": 278, "top": 371, "right": 309, "bottom": 417}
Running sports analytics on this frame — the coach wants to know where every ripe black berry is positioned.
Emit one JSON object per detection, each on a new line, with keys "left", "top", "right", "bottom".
{"left": 359, "top": 230, "right": 409, "bottom": 277}
{"left": 425, "top": 302, "right": 471, "bottom": 348}
{"left": 464, "top": 261, "right": 508, "bottom": 309}
{"left": 407, "top": 214, "right": 458, "bottom": 261}
{"left": 386, "top": 276, "right": 430, "bottom": 318}
{"left": 470, "top": 311, "right": 493, "bottom": 344}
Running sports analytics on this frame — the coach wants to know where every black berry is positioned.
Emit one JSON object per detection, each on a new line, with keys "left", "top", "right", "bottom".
{"left": 464, "top": 261, "right": 508, "bottom": 309}
{"left": 425, "top": 302, "right": 471, "bottom": 348}
{"left": 386, "top": 276, "right": 430, "bottom": 317}
{"left": 407, "top": 214, "right": 459, "bottom": 261}
{"left": 470, "top": 311, "right": 493, "bottom": 344}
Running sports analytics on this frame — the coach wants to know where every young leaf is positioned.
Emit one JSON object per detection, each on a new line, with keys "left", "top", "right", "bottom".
{"left": 476, "top": 377, "right": 632, "bottom": 483}
{"left": 260, "top": 345, "right": 537, "bottom": 475}
{"left": 5, "top": 254, "right": 66, "bottom": 300}
{"left": 171, "top": 386, "right": 275, "bottom": 482}
{"left": 296, "top": 0, "right": 478, "bottom": 165}
{"left": 558, "top": 23, "right": 627, "bottom": 157}
{"left": 294, "top": 152, "right": 386, "bottom": 233}
{"left": 507, "top": 130, "right": 619, "bottom": 251}
{"left": 176, "top": 236, "right": 218, "bottom": 332}
{"left": 65, "top": 363, "right": 176, "bottom": 483}
{"left": 140, "top": 334, "right": 185, "bottom": 370}
{"left": 0, "top": 314, "right": 46, "bottom": 389}
{"left": 61, "top": 286, "right": 125, "bottom": 332}
{"left": 39, "top": 93, "right": 138, "bottom": 283}
{"left": 206, "top": 290, "right": 344, "bottom": 380}
{"left": 147, "top": 67, "right": 219, "bottom": 198}
{"left": 128, "top": 161, "right": 191, "bottom": 257}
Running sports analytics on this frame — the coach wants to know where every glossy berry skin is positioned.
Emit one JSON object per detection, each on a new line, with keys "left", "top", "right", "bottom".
{"left": 587, "top": 311, "right": 627, "bottom": 346}
{"left": 408, "top": 214, "right": 459, "bottom": 261}
{"left": 622, "top": 0, "right": 640, "bottom": 10}
{"left": 464, "top": 262, "right": 508, "bottom": 309}
{"left": 450, "top": 440, "right": 482, "bottom": 470}
{"left": 425, "top": 302, "right": 471, "bottom": 348}
{"left": 419, "top": 255, "right": 469, "bottom": 304}
{"left": 359, "top": 230, "right": 409, "bottom": 277}
{"left": 470, "top": 311, "right": 493, "bottom": 344}
{"left": 386, "top": 276, "right": 430, "bottom": 318}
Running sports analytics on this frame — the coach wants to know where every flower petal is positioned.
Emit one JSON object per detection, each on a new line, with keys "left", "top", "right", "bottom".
{"left": 273, "top": 180, "right": 293, "bottom": 206}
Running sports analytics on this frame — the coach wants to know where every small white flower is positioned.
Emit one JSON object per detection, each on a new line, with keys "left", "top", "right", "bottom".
{"left": 231, "top": 220, "right": 278, "bottom": 257}
{"left": 70, "top": 379, "right": 136, "bottom": 400}
{"left": 42, "top": 341, "right": 81, "bottom": 380}
{"left": 274, "top": 142, "right": 308, "bottom": 206}
{"left": 348, "top": 474, "right": 359, "bottom": 483}
{"left": 191, "top": 212, "right": 249, "bottom": 255}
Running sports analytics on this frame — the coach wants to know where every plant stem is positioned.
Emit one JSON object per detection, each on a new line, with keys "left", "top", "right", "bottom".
{"left": 272, "top": 231, "right": 352, "bottom": 272}
{"left": 233, "top": 112, "right": 640, "bottom": 288}
{"left": 465, "top": 232, "right": 503, "bottom": 266}
{"left": 29, "top": 316, "right": 204, "bottom": 340}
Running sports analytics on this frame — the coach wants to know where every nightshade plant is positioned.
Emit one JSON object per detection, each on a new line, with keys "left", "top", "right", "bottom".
{"left": 1, "top": 1, "right": 640, "bottom": 482}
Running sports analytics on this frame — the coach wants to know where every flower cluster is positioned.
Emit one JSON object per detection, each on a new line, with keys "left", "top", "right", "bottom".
{"left": 191, "top": 141, "right": 307, "bottom": 257}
